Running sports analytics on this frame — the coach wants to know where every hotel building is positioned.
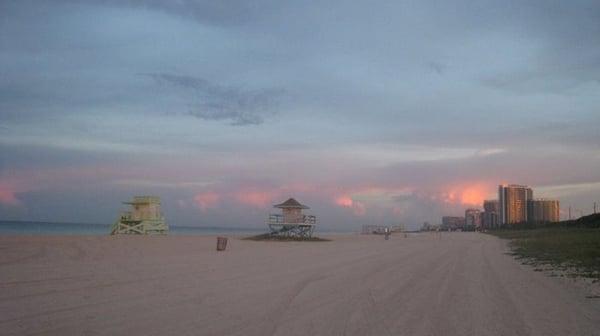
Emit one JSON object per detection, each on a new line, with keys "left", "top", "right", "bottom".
{"left": 482, "top": 200, "right": 500, "bottom": 228}
{"left": 465, "top": 209, "right": 482, "bottom": 229}
{"left": 527, "top": 199, "right": 560, "bottom": 223}
{"left": 499, "top": 184, "right": 533, "bottom": 225}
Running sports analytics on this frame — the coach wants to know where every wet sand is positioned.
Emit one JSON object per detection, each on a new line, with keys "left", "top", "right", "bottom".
{"left": 1, "top": 233, "right": 599, "bottom": 335}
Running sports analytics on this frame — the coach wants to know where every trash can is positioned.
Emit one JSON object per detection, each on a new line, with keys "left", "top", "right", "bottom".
{"left": 216, "top": 237, "right": 228, "bottom": 251}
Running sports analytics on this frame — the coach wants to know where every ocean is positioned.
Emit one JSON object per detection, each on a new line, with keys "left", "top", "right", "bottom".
{"left": 0, "top": 221, "right": 266, "bottom": 236}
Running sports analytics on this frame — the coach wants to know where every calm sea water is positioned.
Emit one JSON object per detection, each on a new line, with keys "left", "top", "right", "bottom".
{"left": 0, "top": 221, "right": 266, "bottom": 236}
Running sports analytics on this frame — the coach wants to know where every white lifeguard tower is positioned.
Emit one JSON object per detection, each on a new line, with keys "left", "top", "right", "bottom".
{"left": 267, "top": 198, "right": 316, "bottom": 238}
{"left": 110, "top": 196, "right": 168, "bottom": 235}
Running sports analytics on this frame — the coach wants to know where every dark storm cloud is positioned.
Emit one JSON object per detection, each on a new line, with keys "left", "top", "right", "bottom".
{"left": 142, "top": 73, "right": 283, "bottom": 125}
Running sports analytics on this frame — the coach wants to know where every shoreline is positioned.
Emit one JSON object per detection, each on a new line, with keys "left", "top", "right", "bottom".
{"left": 0, "top": 220, "right": 357, "bottom": 236}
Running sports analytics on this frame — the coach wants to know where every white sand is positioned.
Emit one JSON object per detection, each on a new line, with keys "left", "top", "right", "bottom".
{"left": 1, "top": 233, "right": 598, "bottom": 335}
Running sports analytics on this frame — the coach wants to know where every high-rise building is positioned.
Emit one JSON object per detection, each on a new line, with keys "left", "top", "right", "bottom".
{"left": 465, "top": 209, "right": 482, "bottom": 228}
{"left": 483, "top": 199, "right": 499, "bottom": 213}
{"left": 499, "top": 184, "right": 533, "bottom": 225}
{"left": 482, "top": 200, "right": 499, "bottom": 228}
{"left": 527, "top": 199, "right": 560, "bottom": 223}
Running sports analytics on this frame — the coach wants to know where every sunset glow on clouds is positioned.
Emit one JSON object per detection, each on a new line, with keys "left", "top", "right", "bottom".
{"left": 233, "top": 190, "right": 275, "bottom": 209}
{"left": 335, "top": 196, "right": 354, "bottom": 208}
{"left": 460, "top": 185, "right": 491, "bottom": 206}
{"left": 1, "top": 149, "right": 598, "bottom": 228}
{"left": 194, "top": 188, "right": 288, "bottom": 211}
{"left": 0, "top": 184, "right": 19, "bottom": 206}
{"left": 1, "top": 1, "right": 600, "bottom": 229}
{"left": 334, "top": 195, "right": 366, "bottom": 216}
{"left": 436, "top": 183, "right": 495, "bottom": 207}
{"left": 332, "top": 183, "right": 495, "bottom": 218}
{"left": 194, "top": 192, "right": 220, "bottom": 211}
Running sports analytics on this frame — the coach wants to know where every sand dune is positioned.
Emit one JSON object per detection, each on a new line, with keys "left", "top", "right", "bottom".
{"left": 0, "top": 233, "right": 598, "bottom": 335}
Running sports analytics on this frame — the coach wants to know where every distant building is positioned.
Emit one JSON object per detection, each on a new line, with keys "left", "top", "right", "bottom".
{"left": 482, "top": 200, "right": 499, "bottom": 229}
{"left": 442, "top": 216, "right": 465, "bottom": 230}
{"left": 362, "top": 225, "right": 397, "bottom": 234}
{"left": 465, "top": 209, "right": 482, "bottom": 229}
{"left": 499, "top": 184, "right": 533, "bottom": 225}
{"left": 527, "top": 199, "right": 560, "bottom": 223}
{"left": 484, "top": 199, "right": 499, "bottom": 213}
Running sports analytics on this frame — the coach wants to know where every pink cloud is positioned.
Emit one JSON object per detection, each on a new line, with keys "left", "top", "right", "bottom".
{"left": 0, "top": 184, "right": 20, "bottom": 206}
{"left": 460, "top": 185, "right": 487, "bottom": 206}
{"left": 194, "top": 192, "right": 220, "bottom": 211}
{"left": 437, "top": 182, "right": 495, "bottom": 207}
{"left": 334, "top": 195, "right": 366, "bottom": 216}
{"left": 234, "top": 190, "right": 274, "bottom": 208}
{"left": 193, "top": 183, "right": 318, "bottom": 211}
{"left": 335, "top": 195, "right": 354, "bottom": 207}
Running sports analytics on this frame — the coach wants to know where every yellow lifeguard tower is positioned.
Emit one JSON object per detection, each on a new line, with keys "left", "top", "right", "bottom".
{"left": 110, "top": 196, "right": 168, "bottom": 235}
{"left": 267, "top": 198, "right": 316, "bottom": 238}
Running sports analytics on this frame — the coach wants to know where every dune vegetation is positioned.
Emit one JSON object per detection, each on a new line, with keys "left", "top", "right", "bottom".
{"left": 490, "top": 214, "right": 600, "bottom": 280}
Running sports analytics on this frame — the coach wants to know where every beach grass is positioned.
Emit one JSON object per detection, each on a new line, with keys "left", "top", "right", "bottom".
{"left": 490, "top": 227, "right": 600, "bottom": 280}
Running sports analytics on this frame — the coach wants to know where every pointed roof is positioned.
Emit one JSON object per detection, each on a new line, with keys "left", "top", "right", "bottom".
{"left": 274, "top": 198, "right": 310, "bottom": 209}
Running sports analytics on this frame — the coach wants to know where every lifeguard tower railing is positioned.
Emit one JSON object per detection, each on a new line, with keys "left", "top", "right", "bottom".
{"left": 268, "top": 214, "right": 316, "bottom": 225}
{"left": 110, "top": 211, "right": 168, "bottom": 235}
{"left": 267, "top": 214, "right": 316, "bottom": 238}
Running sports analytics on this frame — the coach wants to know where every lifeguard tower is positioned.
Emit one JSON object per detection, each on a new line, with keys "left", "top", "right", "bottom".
{"left": 110, "top": 196, "right": 168, "bottom": 235}
{"left": 267, "top": 198, "right": 316, "bottom": 238}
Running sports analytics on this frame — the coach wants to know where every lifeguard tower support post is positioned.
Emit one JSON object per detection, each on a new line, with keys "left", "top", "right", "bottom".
{"left": 110, "top": 196, "right": 168, "bottom": 235}
{"left": 267, "top": 198, "right": 316, "bottom": 238}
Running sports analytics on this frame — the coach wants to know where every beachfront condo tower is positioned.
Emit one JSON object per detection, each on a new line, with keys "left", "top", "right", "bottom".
{"left": 465, "top": 209, "right": 482, "bottom": 229}
{"left": 527, "top": 199, "right": 560, "bottom": 223}
{"left": 482, "top": 200, "right": 500, "bottom": 229}
{"left": 499, "top": 184, "right": 533, "bottom": 225}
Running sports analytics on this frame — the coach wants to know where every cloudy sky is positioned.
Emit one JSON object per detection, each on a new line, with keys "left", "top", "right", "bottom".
{"left": 1, "top": 0, "right": 599, "bottom": 230}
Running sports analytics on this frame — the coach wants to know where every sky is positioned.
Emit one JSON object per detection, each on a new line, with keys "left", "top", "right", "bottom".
{"left": 1, "top": 0, "right": 599, "bottom": 230}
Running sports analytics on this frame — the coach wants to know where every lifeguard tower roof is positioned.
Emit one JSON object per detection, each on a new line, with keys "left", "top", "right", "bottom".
{"left": 274, "top": 198, "right": 310, "bottom": 209}
{"left": 124, "top": 196, "right": 160, "bottom": 205}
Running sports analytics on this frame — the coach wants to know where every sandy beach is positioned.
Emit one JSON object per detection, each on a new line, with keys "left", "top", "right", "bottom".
{"left": 1, "top": 233, "right": 599, "bottom": 336}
